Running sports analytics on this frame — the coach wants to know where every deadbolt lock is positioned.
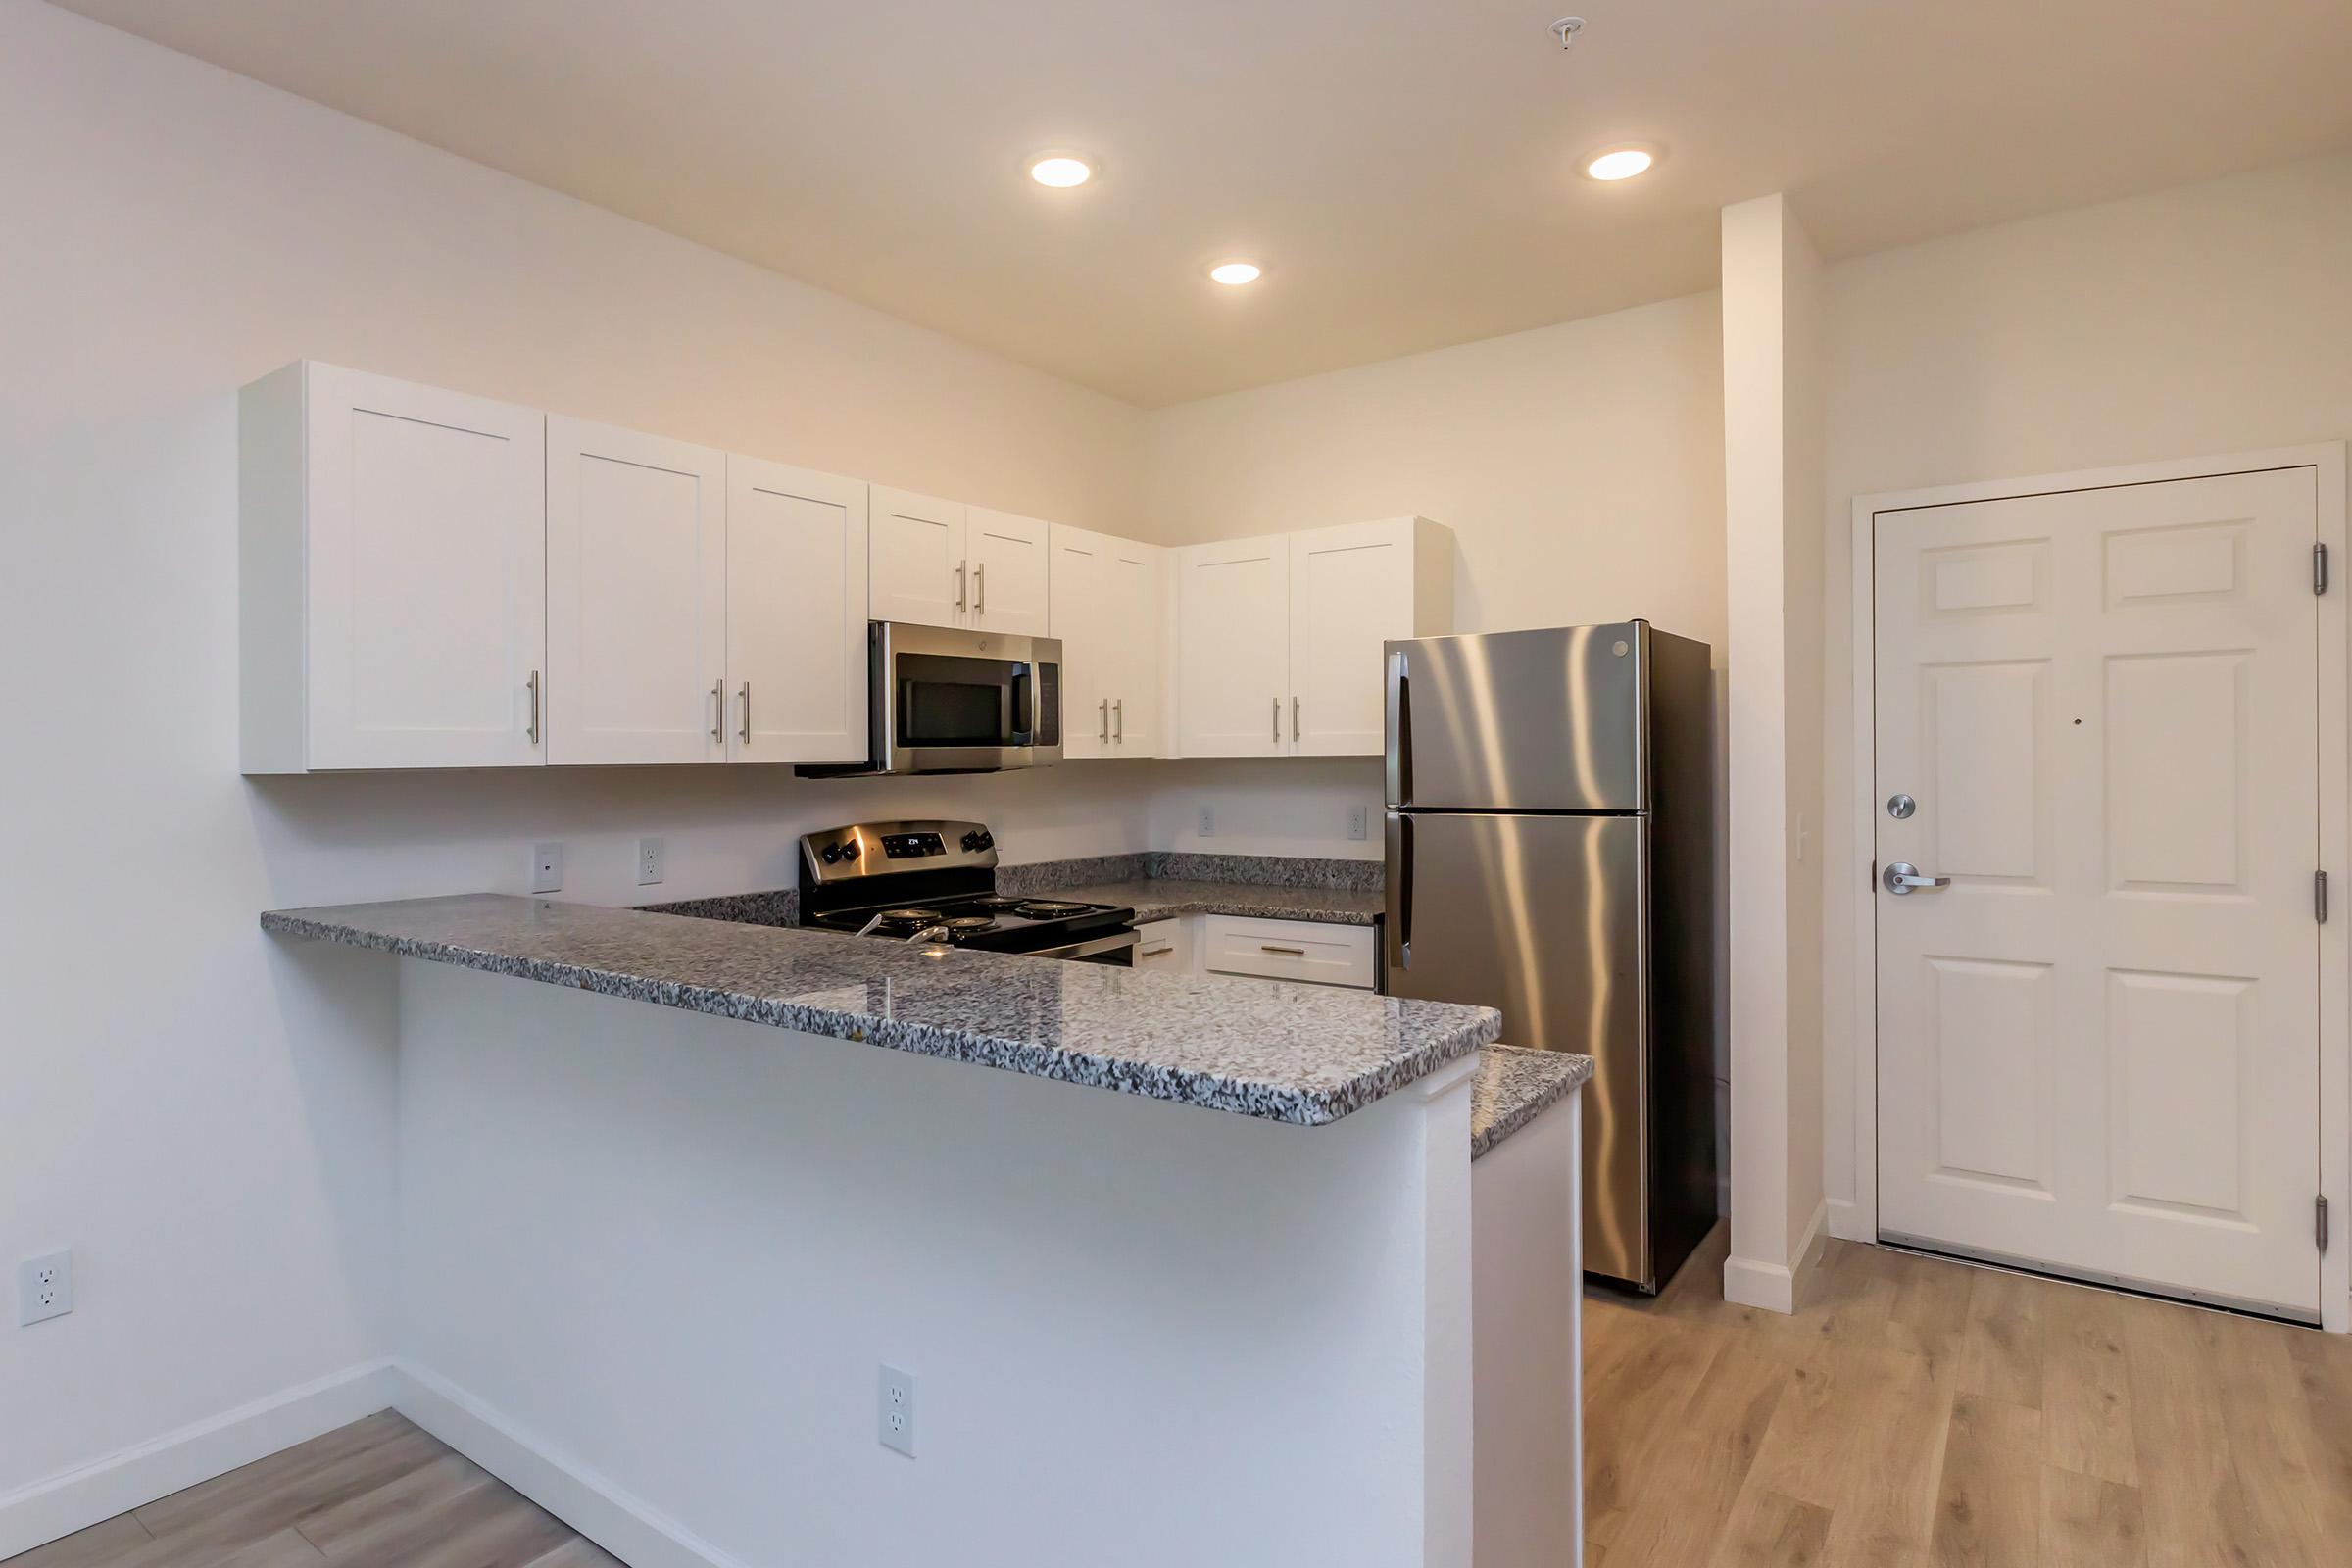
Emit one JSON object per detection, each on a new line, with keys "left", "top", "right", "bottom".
{"left": 1886, "top": 793, "right": 1917, "bottom": 819}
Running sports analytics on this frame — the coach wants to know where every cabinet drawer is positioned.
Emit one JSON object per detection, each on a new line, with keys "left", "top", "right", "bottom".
{"left": 1201, "top": 915, "right": 1375, "bottom": 989}
{"left": 1133, "top": 917, "right": 1196, "bottom": 973}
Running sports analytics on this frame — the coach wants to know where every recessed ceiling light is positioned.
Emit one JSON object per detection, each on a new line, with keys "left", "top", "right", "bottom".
{"left": 1583, "top": 144, "right": 1659, "bottom": 181}
{"left": 1208, "top": 261, "right": 1263, "bottom": 285}
{"left": 1026, "top": 152, "right": 1095, "bottom": 188}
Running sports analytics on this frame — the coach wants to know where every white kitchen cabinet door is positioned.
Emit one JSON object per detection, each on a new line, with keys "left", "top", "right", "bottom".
{"left": 869, "top": 487, "right": 966, "bottom": 628}
{"left": 966, "top": 507, "right": 1053, "bottom": 637}
{"left": 1050, "top": 524, "right": 1110, "bottom": 758}
{"left": 1175, "top": 534, "right": 1291, "bottom": 757}
{"left": 242, "top": 361, "right": 548, "bottom": 772}
{"left": 545, "top": 416, "right": 726, "bottom": 766}
{"left": 1132, "top": 917, "right": 1199, "bottom": 973}
{"left": 1289, "top": 516, "right": 1452, "bottom": 756}
{"left": 1104, "top": 537, "right": 1165, "bottom": 757}
{"left": 727, "top": 457, "right": 869, "bottom": 764}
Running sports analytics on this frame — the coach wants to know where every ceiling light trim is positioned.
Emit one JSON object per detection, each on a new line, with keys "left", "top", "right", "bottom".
{"left": 1580, "top": 141, "right": 1663, "bottom": 181}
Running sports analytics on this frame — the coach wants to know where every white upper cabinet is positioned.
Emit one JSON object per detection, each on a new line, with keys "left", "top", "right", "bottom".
{"left": 241, "top": 362, "right": 548, "bottom": 772}
{"left": 1289, "top": 516, "right": 1453, "bottom": 756}
{"left": 1174, "top": 516, "right": 1452, "bottom": 760}
{"left": 1176, "top": 534, "right": 1292, "bottom": 758}
{"left": 965, "top": 508, "right": 1053, "bottom": 636}
{"left": 1051, "top": 524, "right": 1165, "bottom": 758}
{"left": 727, "top": 457, "right": 870, "bottom": 764}
{"left": 545, "top": 416, "right": 727, "bottom": 766}
{"left": 869, "top": 487, "right": 968, "bottom": 628}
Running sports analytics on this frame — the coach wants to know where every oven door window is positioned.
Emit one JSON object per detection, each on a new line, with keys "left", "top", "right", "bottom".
{"left": 896, "top": 653, "right": 1033, "bottom": 747}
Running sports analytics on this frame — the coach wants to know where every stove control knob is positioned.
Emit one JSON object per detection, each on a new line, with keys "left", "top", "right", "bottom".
{"left": 820, "top": 844, "right": 842, "bottom": 864}
{"left": 960, "top": 831, "right": 981, "bottom": 852}
{"left": 840, "top": 841, "right": 860, "bottom": 861}
{"left": 975, "top": 831, "right": 995, "bottom": 851}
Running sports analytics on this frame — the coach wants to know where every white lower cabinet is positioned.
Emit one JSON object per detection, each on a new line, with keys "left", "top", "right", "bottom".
{"left": 1130, "top": 914, "right": 1375, "bottom": 990}
{"left": 1132, "top": 918, "right": 1196, "bottom": 973}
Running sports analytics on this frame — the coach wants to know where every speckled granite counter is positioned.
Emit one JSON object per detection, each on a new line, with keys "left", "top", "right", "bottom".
{"left": 262, "top": 894, "right": 1497, "bottom": 1127}
{"left": 1470, "top": 1047, "right": 1593, "bottom": 1160}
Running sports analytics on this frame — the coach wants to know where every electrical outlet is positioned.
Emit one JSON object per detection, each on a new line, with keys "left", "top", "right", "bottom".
{"left": 636, "top": 836, "right": 666, "bottom": 886}
{"left": 529, "top": 841, "right": 564, "bottom": 895}
{"left": 1197, "top": 807, "right": 1215, "bottom": 839}
{"left": 19, "top": 1250, "right": 72, "bottom": 1327}
{"left": 1347, "top": 805, "right": 1369, "bottom": 841}
{"left": 877, "top": 1364, "right": 916, "bottom": 1457}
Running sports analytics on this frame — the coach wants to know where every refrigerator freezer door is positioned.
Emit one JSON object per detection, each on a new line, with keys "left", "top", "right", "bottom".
{"left": 1385, "top": 808, "right": 1651, "bottom": 1284}
{"left": 1385, "top": 623, "right": 1648, "bottom": 812}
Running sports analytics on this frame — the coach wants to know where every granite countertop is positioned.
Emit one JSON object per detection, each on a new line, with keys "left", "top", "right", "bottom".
{"left": 1045, "top": 878, "right": 1385, "bottom": 927}
{"left": 1468, "top": 1046, "right": 1594, "bottom": 1160}
{"left": 262, "top": 895, "right": 1498, "bottom": 1128}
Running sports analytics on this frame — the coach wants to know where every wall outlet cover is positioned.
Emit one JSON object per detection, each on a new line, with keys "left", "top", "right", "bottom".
{"left": 1347, "top": 806, "right": 1369, "bottom": 841}
{"left": 636, "top": 836, "right": 666, "bottom": 886}
{"left": 1197, "top": 807, "right": 1215, "bottom": 838}
{"left": 19, "top": 1250, "right": 72, "bottom": 1326}
{"left": 530, "top": 840, "right": 564, "bottom": 895}
{"left": 878, "top": 1363, "right": 916, "bottom": 1457}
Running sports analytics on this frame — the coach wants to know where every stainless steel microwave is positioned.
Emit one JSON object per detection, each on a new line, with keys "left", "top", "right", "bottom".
{"left": 798, "top": 622, "right": 1062, "bottom": 777}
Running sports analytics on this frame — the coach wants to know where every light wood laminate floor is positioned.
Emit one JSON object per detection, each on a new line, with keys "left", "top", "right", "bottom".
{"left": 1586, "top": 1224, "right": 2352, "bottom": 1567}
{"left": 14, "top": 1229, "right": 2352, "bottom": 1567}
{"left": 3, "top": 1412, "right": 613, "bottom": 1568}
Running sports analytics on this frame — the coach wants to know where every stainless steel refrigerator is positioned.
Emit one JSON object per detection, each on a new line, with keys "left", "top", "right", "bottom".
{"left": 1384, "top": 621, "right": 1716, "bottom": 1293}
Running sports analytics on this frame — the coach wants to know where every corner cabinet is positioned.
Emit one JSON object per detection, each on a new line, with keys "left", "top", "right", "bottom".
{"left": 1175, "top": 516, "right": 1452, "bottom": 759}
{"left": 241, "top": 362, "right": 549, "bottom": 772}
{"left": 1050, "top": 523, "right": 1166, "bottom": 758}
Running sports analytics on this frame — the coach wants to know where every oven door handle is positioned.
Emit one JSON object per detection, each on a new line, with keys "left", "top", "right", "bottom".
{"left": 1029, "top": 929, "right": 1142, "bottom": 961}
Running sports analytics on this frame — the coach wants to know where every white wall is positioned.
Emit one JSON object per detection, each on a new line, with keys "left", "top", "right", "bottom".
{"left": 1819, "top": 152, "right": 2352, "bottom": 1227}
{"left": 0, "top": 0, "right": 1151, "bottom": 1504}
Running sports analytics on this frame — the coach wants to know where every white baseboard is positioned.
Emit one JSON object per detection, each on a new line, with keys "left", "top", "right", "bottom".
{"left": 392, "top": 1361, "right": 749, "bottom": 1568}
{"left": 1720, "top": 1200, "right": 1831, "bottom": 1316}
{"left": 0, "top": 1359, "right": 398, "bottom": 1560}
{"left": 1824, "top": 1195, "right": 1865, "bottom": 1242}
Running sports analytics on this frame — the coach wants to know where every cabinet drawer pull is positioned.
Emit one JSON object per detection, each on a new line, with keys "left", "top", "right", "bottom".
{"left": 1100, "top": 698, "right": 1109, "bottom": 742}
{"left": 975, "top": 562, "right": 986, "bottom": 614}
{"left": 1138, "top": 944, "right": 1175, "bottom": 957}
{"left": 738, "top": 682, "right": 751, "bottom": 744}
{"left": 956, "top": 561, "right": 967, "bottom": 611}
{"left": 710, "top": 678, "right": 724, "bottom": 742}
{"left": 526, "top": 670, "right": 541, "bottom": 745}
{"left": 1258, "top": 944, "right": 1307, "bottom": 956}
{"left": 1113, "top": 698, "right": 1124, "bottom": 743}
{"left": 1272, "top": 697, "right": 1281, "bottom": 742}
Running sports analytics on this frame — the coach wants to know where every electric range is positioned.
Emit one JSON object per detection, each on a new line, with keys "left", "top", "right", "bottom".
{"left": 798, "top": 819, "right": 1138, "bottom": 963}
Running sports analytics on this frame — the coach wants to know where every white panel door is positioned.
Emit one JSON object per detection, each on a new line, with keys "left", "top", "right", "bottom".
{"left": 303, "top": 364, "right": 547, "bottom": 769}
{"left": 967, "top": 507, "right": 1052, "bottom": 637}
{"left": 1105, "top": 537, "right": 1165, "bottom": 757}
{"left": 869, "top": 487, "right": 965, "bottom": 628}
{"left": 1289, "top": 518, "right": 1415, "bottom": 756}
{"left": 1875, "top": 467, "right": 2323, "bottom": 1316}
{"left": 1050, "top": 524, "right": 1109, "bottom": 758}
{"left": 545, "top": 416, "right": 726, "bottom": 765}
{"left": 727, "top": 457, "right": 869, "bottom": 764}
{"left": 1176, "top": 535, "right": 1290, "bottom": 758}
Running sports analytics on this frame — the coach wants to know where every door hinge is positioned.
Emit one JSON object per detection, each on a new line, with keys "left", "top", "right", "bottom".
{"left": 2318, "top": 543, "right": 2331, "bottom": 596}
{"left": 2319, "top": 1195, "right": 2330, "bottom": 1253}
{"left": 2319, "top": 870, "right": 2330, "bottom": 924}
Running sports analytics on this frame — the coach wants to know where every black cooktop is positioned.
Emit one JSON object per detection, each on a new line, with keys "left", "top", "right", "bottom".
{"left": 803, "top": 893, "right": 1131, "bottom": 952}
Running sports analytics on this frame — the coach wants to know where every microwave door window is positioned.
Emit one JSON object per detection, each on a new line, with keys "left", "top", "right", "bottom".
{"left": 901, "top": 678, "right": 1004, "bottom": 745}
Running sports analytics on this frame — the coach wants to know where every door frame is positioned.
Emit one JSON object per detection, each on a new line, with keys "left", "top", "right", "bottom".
{"left": 1839, "top": 442, "right": 2350, "bottom": 1330}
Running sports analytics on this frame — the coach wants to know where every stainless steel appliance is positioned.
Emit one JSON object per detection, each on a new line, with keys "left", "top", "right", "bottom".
{"left": 798, "top": 819, "right": 1138, "bottom": 963}
{"left": 1384, "top": 621, "right": 1716, "bottom": 1293}
{"left": 796, "top": 623, "right": 1062, "bottom": 778}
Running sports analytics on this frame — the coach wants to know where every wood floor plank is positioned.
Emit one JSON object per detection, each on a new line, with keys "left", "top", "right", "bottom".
{"left": 1955, "top": 1268, "right": 2043, "bottom": 1410}
{"left": 2038, "top": 1466, "right": 2145, "bottom": 1568}
{"left": 1707, "top": 1487, "right": 1832, "bottom": 1568}
{"left": 132, "top": 1424, "right": 447, "bottom": 1556}
{"left": 293, "top": 1449, "right": 494, "bottom": 1557}
{"left": 1882, "top": 1250, "right": 1972, "bottom": 1380}
{"left": 2038, "top": 1282, "right": 2137, "bottom": 1487}
{"left": 1816, "top": 1339, "right": 1955, "bottom": 1568}
{"left": 2119, "top": 1292, "right": 2232, "bottom": 1568}
{"left": 1582, "top": 1316, "right": 1722, "bottom": 1546}
{"left": 2207, "top": 1317, "right": 2339, "bottom": 1568}
{"left": 0, "top": 1515, "right": 153, "bottom": 1568}
{"left": 1929, "top": 1394, "right": 2041, "bottom": 1567}
{"left": 1599, "top": 1343, "right": 1790, "bottom": 1567}
{"left": 131, "top": 1411, "right": 434, "bottom": 1543}
{"left": 205, "top": 1531, "right": 326, "bottom": 1568}
{"left": 521, "top": 1541, "right": 627, "bottom": 1568}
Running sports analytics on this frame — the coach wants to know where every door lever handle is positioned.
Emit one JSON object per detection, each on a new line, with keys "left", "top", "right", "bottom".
{"left": 1882, "top": 862, "right": 1951, "bottom": 895}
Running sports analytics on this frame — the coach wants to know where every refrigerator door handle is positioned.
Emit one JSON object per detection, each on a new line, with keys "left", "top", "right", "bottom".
{"left": 1384, "top": 648, "right": 1412, "bottom": 806}
{"left": 1385, "top": 809, "right": 1412, "bottom": 970}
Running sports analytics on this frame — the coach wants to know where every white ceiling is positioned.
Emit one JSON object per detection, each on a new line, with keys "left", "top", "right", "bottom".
{"left": 53, "top": 0, "right": 2352, "bottom": 406}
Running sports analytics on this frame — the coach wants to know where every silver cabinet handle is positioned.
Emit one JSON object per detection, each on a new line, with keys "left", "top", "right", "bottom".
{"left": 1114, "top": 698, "right": 1124, "bottom": 743}
{"left": 975, "top": 562, "right": 986, "bottom": 615}
{"left": 1099, "top": 698, "right": 1109, "bottom": 742}
{"left": 738, "top": 682, "right": 752, "bottom": 745}
{"left": 1259, "top": 944, "right": 1307, "bottom": 956}
{"left": 1138, "top": 944, "right": 1174, "bottom": 957}
{"left": 526, "top": 670, "right": 541, "bottom": 745}
{"left": 956, "top": 561, "right": 967, "bottom": 612}
{"left": 1881, "top": 861, "right": 1950, "bottom": 895}
{"left": 710, "top": 678, "right": 724, "bottom": 742}
{"left": 1292, "top": 695, "right": 1299, "bottom": 741}
{"left": 1272, "top": 697, "right": 1281, "bottom": 742}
